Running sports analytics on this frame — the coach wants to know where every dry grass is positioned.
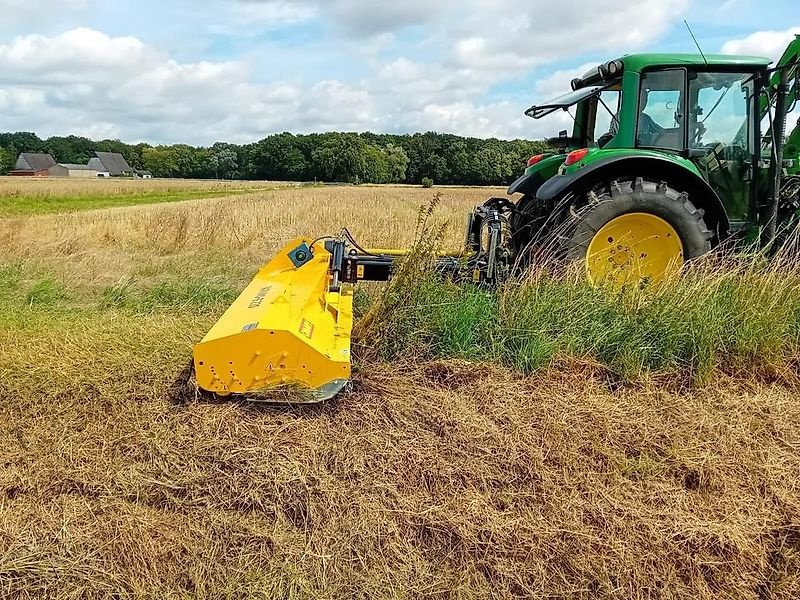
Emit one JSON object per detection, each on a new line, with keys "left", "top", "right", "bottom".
{"left": 0, "top": 176, "right": 294, "bottom": 217}
{"left": 0, "top": 176, "right": 280, "bottom": 198}
{"left": 1, "top": 184, "right": 799, "bottom": 598}
{"left": 1, "top": 336, "right": 798, "bottom": 598}
{"left": 0, "top": 185, "right": 495, "bottom": 289}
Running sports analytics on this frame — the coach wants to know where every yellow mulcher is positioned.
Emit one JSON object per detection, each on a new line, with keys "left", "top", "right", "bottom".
{"left": 192, "top": 203, "right": 505, "bottom": 401}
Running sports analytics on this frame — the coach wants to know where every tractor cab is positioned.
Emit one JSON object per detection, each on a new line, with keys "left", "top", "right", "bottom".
{"left": 525, "top": 55, "right": 771, "bottom": 229}
{"left": 625, "top": 61, "right": 766, "bottom": 226}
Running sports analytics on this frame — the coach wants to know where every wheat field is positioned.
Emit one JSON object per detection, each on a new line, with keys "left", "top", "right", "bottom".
{"left": 0, "top": 185, "right": 495, "bottom": 289}
{"left": 0, "top": 176, "right": 280, "bottom": 197}
{"left": 1, "top": 182, "right": 799, "bottom": 599}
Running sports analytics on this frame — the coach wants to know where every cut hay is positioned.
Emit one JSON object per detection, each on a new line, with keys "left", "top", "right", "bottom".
{"left": 1, "top": 357, "right": 799, "bottom": 598}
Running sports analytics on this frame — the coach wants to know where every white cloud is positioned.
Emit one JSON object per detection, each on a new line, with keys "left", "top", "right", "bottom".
{"left": 2, "top": 4, "right": 791, "bottom": 145}
{"left": 0, "top": 29, "right": 295, "bottom": 143}
{"left": 0, "top": 28, "right": 153, "bottom": 83}
{"left": 235, "top": 0, "right": 452, "bottom": 35}
{"left": 721, "top": 26, "right": 800, "bottom": 59}
{"left": 0, "top": 0, "right": 90, "bottom": 27}
{"left": 534, "top": 63, "right": 598, "bottom": 99}
{"left": 721, "top": 26, "right": 800, "bottom": 131}
{"left": 445, "top": 0, "right": 689, "bottom": 75}
{"left": 233, "top": 1, "right": 318, "bottom": 26}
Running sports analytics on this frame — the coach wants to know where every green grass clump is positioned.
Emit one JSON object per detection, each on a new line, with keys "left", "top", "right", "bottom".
{"left": 25, "top": 277, "right": 68, "bottom": 307}
{"left": 100, "top": 278, "right": 238, "bottom": 313}
{"left": 0, "top": 262, "right": 23, "bottom": 294}
{"left": 359, "top": 249, "right": 800, "bottom": 383}
{"left": 0, "top": 189, "right": 258, "bottom": 217}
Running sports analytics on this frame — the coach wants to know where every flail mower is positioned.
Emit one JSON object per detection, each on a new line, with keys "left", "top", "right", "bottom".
{"left": 193, "top": 39, "right": 800, "bottom": 402}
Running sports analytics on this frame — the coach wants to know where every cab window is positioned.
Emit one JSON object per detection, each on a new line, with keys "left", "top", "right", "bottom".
{"left": 689, "top": 72, "right": 754, "bottom": 149}
{"left": 593, "top": 88, "right": 621, "bottom": 148}
{"left": 637, "top": 69, "right": 686, "bottom": 150}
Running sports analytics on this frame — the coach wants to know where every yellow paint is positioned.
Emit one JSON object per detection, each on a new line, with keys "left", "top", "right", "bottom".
{"left": 364, "top": 248, "right": 464, "bottom": 257}
{"left": 193, "top": 237, "right": 353, "bottom": 397}
{"left": 363, "top": 248, "right": 411, "bottom": 256}
{"left": 586, "top": 213, "right": 683, "bottom": 286}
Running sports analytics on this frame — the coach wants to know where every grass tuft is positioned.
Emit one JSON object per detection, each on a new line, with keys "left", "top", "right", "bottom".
{"left": 24, "top": 277, "right": 67, "bottom": 306}
{"left": 0, "top": 262, "right": 23, "bottom": 295}
{"left": 357, "top": 237, "right": 800, "bottom": 384}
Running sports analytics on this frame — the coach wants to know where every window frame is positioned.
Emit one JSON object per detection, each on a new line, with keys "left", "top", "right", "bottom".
{"left": 587, "top": 87, "right": 622, "bottom": 145}
{"left": 635, "top": 67, "right": 689, "bottom": 152}
{"left": 688, "top": 69, "right": 758, "bottom": 150}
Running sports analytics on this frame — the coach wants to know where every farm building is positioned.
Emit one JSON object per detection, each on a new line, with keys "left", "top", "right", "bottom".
{"left": 88, "top": 152, "right": 133, "bottom": 177}
{"left": 11, "top": 153, "right": 57, "bottom": 177}
{"left": 59, "top": 164, "right": 100, "bottom": 178}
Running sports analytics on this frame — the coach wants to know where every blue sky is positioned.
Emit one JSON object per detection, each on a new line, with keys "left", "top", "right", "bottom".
{"left": 0, "top": 0, "right": 796, "bottom": 145}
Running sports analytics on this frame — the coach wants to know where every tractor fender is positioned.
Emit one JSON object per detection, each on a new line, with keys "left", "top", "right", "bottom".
{"left": 507, "top": 172, "right": 545, "bottom": 196}
{"left": 536, "top": 155, "right": 730, "bottom": 239}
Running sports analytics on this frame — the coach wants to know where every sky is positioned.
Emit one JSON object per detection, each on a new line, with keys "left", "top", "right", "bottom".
{"left": 0, "top": 0, "right": 796, "bottom": 146}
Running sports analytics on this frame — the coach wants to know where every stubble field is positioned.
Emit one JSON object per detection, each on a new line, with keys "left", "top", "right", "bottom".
{"left": 0, "top": 178, "right": 798, "bottom": 599}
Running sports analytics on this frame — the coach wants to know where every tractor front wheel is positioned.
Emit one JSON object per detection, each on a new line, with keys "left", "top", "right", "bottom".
{"left": 559, "top": 177, "right": 713, "bottom": 286}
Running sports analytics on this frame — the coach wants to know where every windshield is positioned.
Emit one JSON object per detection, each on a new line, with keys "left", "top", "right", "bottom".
{"left": 690, "top": 72, "right": 755, "bottom": 149}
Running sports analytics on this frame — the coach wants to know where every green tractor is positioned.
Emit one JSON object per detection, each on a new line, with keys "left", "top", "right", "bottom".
{"left": 488, "top": 37, "right": 800, "bottom": 285}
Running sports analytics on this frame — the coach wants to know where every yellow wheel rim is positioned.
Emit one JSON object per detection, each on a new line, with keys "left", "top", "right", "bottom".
{"left": 586, "top": 212, "right": 683, "bottom": 286}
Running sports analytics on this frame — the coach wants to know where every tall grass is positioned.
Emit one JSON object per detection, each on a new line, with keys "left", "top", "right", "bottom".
{"left": 358, "top": 225, "right": 800, "bottom": 384}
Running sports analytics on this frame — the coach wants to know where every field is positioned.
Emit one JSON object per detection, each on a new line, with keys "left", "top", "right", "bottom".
{"left": 0, "top": 177, "right": 288, "bottom": 217}
{"left": 1, "top": 179, "right": 799, "bottom": 599}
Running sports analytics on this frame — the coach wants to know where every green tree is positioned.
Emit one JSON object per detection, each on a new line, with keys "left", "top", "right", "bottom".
{"left": 311, "top": 134, "right": 368, "bottom": 183}
{"left": 384, "top": 144, "right": 409, "bottom": 183}
{"left": 46, "top": 135, "right": 95, "bottom": 163}
{"left": 142, "top": 146, "right": 179, "bottom": 178}
{"left": 0, "top": 132, "right": 45, "bottom": 156}
{"left": 208, "top": 147, "right": 238, "bottom": 179}
{"left": 0, "top": 129, "right": 550, "bottom": 184}
{"left": 0, "top": 147, "right": 14, "bottom": 175}
{"left": 249, "top": 133, "right": 308, "bottom": 181}
{"left": 362, "top": 145, "right": 390, "bottom": 183}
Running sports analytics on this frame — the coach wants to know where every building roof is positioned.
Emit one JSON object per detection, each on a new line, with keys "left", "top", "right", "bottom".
{"left": 92, "top": 152, "right": 132, "bottom": 176}
{"left": 60, "top": 163, "right": 98, "bottom": 171}
{"left": 14, "top": 153, "right": 56, "bottom": 172}
{"left": 87, "top": 158, "right": 107, "bottom": 172}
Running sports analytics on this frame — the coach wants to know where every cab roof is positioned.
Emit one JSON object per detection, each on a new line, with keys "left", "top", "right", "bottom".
{"left": 618, "top": 53, "right": 771, "bottom": 72}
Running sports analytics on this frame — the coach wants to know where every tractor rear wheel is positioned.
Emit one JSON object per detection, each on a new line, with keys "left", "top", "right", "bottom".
{"left": 554, "top": 177, "right": 713, "bottom": 286}
{"left": 510, "top": 193, "right": 547, "bottom": 253}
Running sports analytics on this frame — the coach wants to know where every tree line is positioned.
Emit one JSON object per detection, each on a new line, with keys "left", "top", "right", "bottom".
{"left": 0, "top": 131, "right": 548, "bottom": 186}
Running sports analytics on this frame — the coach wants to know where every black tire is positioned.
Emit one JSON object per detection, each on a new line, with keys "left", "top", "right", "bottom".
{"left": 547, "top": 177, "right": 713, "bottom": 277}
{"left": 510, "top": 193, "right": 540, "bottom": 252}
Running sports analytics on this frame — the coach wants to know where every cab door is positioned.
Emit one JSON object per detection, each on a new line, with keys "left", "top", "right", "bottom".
{"left": 686, "top": 70, "right": 759, "bottom": 226}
